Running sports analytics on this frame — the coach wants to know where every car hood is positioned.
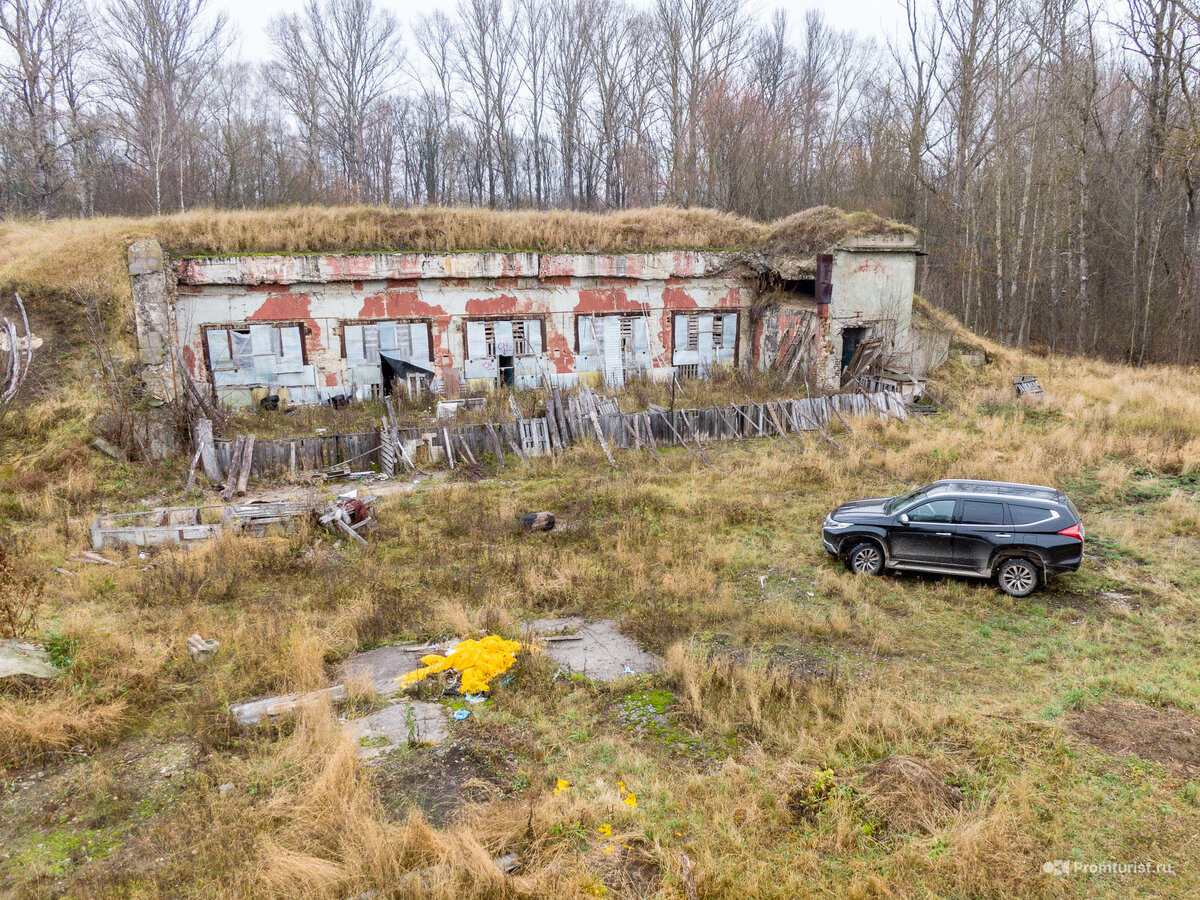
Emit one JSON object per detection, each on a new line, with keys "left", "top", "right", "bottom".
{"left": 828, "top": 497, "right": 893, "bottom": 520}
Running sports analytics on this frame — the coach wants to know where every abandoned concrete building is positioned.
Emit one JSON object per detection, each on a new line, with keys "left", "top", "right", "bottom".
{"left": 129, "top": 220, "right": 937, "bottom": 407}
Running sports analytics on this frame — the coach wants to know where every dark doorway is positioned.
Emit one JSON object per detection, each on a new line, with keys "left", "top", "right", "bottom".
{"left": 841, "top": 327, "right": 870, "bottom": 372}
{"left": 498, "top": 355, "right": 515, "bottom": 387}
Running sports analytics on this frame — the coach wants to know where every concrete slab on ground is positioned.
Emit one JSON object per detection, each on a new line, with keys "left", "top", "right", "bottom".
{"left": 339, "top": 639, "right": 460, "bottom": 695}
{"left": 347, "top": 701, "right": 449, "bottom": 761}
{"left": 524, "top": 618, "right": 660, "bottom": 682}
{"left": 231, "top": 640, "right": 461, "bottom": 726}
{"left": 0, "top": 640, "right": 59, "bottom": 680}
{"left": 230, "top": 685, "right": 347, "bottom": 726}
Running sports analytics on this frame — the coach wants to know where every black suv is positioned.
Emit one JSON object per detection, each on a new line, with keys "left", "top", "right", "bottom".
{"left": 821, "top": 480, "right": 1084, "bottom": 596}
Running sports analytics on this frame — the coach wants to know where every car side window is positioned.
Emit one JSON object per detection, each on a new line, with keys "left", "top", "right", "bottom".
{"left": 906, "top": 500, "right": 956, "bottom": 523}
{"left": 1008, "top": 504, "right": 1051, "bottom": 526}
{"left": 959, "top": 500, "right": 1006, "bottom": 526}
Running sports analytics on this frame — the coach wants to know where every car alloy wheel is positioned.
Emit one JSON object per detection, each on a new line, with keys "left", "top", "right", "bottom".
{"left": 998, "top": 559, "right": 1037, "bottom": 596}
{"left": 850, "top": 544, "right": 883, "bottom": 575}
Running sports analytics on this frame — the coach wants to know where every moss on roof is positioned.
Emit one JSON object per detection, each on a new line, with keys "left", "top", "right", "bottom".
{"left": 0, "top": 205, "right": 915, "bottom": 324}
{"left": 768, "top": 206, "right": 918, "bottom": 256}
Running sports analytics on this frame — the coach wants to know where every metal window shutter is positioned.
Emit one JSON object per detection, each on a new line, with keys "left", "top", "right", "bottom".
{"left": 344, "top": 324, "right": 364, "bottom": 362}
{"left": 206, "top": 329, "right": 232, "bottom": 370}
{"left": 410, "top": 323, "right": 430, "bottom": 363}
{"left": 377, "top": 321, "right": 398, "bottom": 352}
{"left": 493, "top": 320, "right": 515, "bottom": 356}
{"left": 673, "top": 315, "right": 689, "bottom": 363}
{"left": 577, "top": 316, "right": 596, "bottom": 355}
{"left": 466, "top": 320, "right": 487, "bottom": 359}
{"left": 249, "top": 324, "right": 276, "bottom": 378}
{"left": 277, "top": 326, "right": 305, "bottom": 373}
{"left": 603, "top": 316, "right": 624, "bottom": 386}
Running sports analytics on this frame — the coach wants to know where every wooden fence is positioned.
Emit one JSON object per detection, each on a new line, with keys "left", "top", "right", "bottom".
{"left": 213, "top": 390, "right": 907, "bottom": 478}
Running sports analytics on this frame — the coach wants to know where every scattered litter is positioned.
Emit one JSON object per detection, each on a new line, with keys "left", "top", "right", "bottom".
{"left": 397, "top": 635, "right": 521, "bottom": 694}
{"left": 436, "top": 398, "right": 486, "bottom": 419}
{"left": 453, "top": 709, "right": 470, "bottom": 721}
{"left": 318, "top": 493, "right": 378, "bottom": 545}
{"left": 186, "top": 633, "right": 220, "bottom": 662}
{"left": 0, "top": 639, "right": 60, "bottom": 680}
{"left": 464, "top": 692, "right": 487, "bottom": 703}
{"left": 554, "top": 778, "right": 570, "bottom": 795}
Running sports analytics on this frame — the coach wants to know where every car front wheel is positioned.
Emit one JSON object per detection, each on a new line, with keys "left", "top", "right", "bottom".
{"left": 997, "top": 558, "right": 1039, "bottom": 597}
{"left": 847, "top": 542, "right": 884, "bottom": 576}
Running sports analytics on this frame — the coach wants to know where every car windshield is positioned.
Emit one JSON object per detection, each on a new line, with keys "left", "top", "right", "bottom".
{"left": 884, "top": 486, "right": 930, "bottom": 514}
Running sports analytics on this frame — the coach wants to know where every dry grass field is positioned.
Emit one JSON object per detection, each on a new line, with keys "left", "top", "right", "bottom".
{"left": 3, "top": 298, "right": 1200, "bottom": 897}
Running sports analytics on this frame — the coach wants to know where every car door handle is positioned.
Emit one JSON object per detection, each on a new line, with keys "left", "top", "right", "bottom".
{"left": 935, "top": 532, "right": 952, "bottom": 537}
{"left": 994, "top": 533, "right": 1011, "bottom": 538}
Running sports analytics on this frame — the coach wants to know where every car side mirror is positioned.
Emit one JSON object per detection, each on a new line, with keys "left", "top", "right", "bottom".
{"left": 898, "top": 513, "right": 910, "bottom": 525}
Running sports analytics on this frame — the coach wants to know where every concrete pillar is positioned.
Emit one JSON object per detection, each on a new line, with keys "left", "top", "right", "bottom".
{"left": 128, "top": 239, "right": 179, "bottom": 401}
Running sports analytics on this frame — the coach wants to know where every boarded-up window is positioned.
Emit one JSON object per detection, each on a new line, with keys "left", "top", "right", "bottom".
{"left": 467, "top": 319, "right": 542, "bottom": 359}
{"left": 576, "top": 314, "right": 653, "bottom": 380}
{"left": 672, "top": 312, "right": 737, "bottom": 370}
{"left": 344, "top": 320, "right": 433, "bottom": 366}
{"left": 206, "top": 324, "right": 303, "bottom": 373}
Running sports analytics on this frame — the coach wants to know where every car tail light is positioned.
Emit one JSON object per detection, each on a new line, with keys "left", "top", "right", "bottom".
{"left": 1058, "top": 523, "right": 1084, "bottom": 541}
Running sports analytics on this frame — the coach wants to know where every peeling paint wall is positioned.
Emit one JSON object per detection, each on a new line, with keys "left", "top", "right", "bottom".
{"left": 164, "top": 250, "right": 754, "bottom": 405}
{"left": 818, "top": 247, "right": 917, "bottom": 386}
{"left": 131, "top": 241, "right": 919, "bottom": 406}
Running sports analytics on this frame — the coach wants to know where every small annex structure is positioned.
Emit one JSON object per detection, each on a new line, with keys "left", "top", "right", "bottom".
{"left": 127, "top": 207, "right": 931, "bottom": 406}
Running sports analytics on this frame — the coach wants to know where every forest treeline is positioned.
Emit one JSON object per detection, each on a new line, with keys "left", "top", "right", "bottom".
{"left": 2, "top": 0, "right": 1200, "bottom": 365}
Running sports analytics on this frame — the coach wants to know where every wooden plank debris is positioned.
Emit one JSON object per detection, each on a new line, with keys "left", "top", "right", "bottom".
{"left": 1013, "top": 375, "right": 1044, "bottom": 396}
{"left": 184, "top": 444, "right": 203, "bottom": 494}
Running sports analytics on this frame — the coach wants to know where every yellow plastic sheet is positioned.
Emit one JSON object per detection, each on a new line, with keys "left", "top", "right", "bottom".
{"left": 397, "top": 635, "right": 522, "bottom": 694}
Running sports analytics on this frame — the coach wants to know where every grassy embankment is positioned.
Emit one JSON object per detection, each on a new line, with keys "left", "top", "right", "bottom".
{"left": 2, "top": 314, "right": 1199, "bottom": 897}
{"left": 2, "top": 209, "right": 1199, "bottom": 898}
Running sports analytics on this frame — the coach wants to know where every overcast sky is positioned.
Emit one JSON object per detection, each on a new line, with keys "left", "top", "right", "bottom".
{"left": 214, "top": 0, "right": 908, "bottom": 61}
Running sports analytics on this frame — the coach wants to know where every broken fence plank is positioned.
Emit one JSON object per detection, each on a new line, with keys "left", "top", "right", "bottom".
{"left": 235, "top": 435, "right": 255, "bottom": 496}
{"left": 222, "top": 435, "right": 244, "bottom": 501}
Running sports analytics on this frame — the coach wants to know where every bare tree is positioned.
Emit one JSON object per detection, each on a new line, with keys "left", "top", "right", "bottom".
{"left": 269, "top": 0, "right": 401, "bottom": 202}
{"left": 0, "top": 0, "right": 93, "bottom": 215}
{"left": 101, "top": 0, "right": 227, "bottom": 213}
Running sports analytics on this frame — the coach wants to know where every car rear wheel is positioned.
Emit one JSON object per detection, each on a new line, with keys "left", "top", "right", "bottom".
{"left": 847, "top": 542, "right": 884, "bottom": 576}
{"left": 997, "top": 558, "right": 1039, "bottom": 597}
